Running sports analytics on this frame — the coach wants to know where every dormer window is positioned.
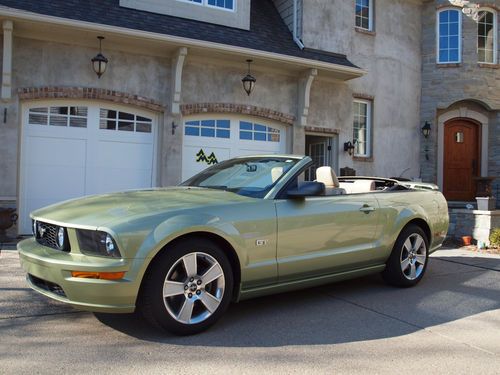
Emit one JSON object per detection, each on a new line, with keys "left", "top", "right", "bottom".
{"left": 182, "top": 0, "right": 235, "bottom": 11}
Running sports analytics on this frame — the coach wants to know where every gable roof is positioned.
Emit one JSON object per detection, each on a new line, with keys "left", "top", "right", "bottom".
{"left": 0, "top": 0, "right": 358, "bottom": 69}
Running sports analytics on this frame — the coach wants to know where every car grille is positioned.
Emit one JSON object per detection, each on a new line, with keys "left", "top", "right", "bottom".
{"left": 28, "top": 274, "right": 67, "bottom": 298}
{"left": 34, "top": 221, "right": 70, "bottom": 252}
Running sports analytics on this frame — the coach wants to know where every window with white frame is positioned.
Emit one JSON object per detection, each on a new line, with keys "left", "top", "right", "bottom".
{"left": 477, "top": 9, "right": 497, "bottom": 64}
{"left": 353, "top": 100, "right": 372, "bottom": 157}
{"left": 355, "top": 0, "right": 373, "bottom": 31}
{"left": 182, "top": 0, "right": 235, "bottom": 11}
{"left": 437, "top": 9, "right": 461, "bottom": 63}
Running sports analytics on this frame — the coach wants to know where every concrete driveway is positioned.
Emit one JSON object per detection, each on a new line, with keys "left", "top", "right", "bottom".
{"left": 1, "top": 247, "right": 499, "bottom": 374}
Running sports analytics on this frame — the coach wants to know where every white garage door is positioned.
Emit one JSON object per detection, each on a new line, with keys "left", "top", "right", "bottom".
{"left": 19, "top": 101, "right": 157, "bottom": 234}
{"left": 182, "top": 116, "right": 288, "bottom": 181}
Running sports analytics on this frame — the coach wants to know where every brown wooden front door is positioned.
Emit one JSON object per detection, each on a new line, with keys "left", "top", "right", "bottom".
{"left": 443, "top": 119, "right": 480, "bottom": 201}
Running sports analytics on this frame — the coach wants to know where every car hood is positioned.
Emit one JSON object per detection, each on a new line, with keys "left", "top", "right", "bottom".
{"left": 31, "top": 187, "right": 252, "bottom": 229}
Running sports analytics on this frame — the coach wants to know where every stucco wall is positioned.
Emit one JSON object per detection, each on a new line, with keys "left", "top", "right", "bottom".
{"left": 0, "top": 37, "right": 170, "bottom": 201}
{"left": 420, "top": 1, "right": 500, "bottom": 201}
{"left": 302, "top": 0, "right": 422, "bottom": 178}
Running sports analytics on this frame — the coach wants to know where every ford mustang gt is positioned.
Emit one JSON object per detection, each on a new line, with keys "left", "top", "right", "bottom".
{"left": 18, "top": 155, "right": 449, "bottom": 335}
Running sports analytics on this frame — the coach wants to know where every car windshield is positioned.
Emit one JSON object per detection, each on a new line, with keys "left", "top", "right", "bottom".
{"left": 181, "top": 157, "right": 300, "bottom": 198}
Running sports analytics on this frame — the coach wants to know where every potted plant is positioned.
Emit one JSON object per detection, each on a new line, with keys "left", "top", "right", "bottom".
{"left": 475, "top": 177, "right": 497, "bottom": 211}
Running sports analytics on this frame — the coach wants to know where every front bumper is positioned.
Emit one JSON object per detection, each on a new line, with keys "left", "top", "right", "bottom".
{"left": 18, "top": 238, "right": 140, "bottom": 313}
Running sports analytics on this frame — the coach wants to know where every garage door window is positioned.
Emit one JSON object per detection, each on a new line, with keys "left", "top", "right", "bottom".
{"left": 239, "top": 121, "right": 280, "bottom": 142}
{"left": 185, "top": 119, "right": 230, "bottom": 138}
{"left": 99, "top": 109, "right": 152, "bottom": 133}
{"left": 28, "top": 106, "right": 88, "bottom": 128}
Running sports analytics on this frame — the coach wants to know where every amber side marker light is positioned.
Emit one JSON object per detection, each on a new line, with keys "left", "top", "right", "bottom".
{"left": 71, "top": 271, "right": 125, "bottom": 280}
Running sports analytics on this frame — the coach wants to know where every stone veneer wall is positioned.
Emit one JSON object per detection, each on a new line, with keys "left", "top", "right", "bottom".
{"left": 448, "top": 208, "right": 500, "bottom": 246}
{"left": 420, "top": 1, "right": 500, "bottom": 201}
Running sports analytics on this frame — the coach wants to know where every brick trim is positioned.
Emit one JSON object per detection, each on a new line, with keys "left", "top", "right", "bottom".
{"left": 436, "top": 4, "right": 500, "bottom": 11}
{"left": 180, "top": 103, "right": 295, "bottom": 125}
{"left": 17, "top": 87, "right": 165, "bottom": 112}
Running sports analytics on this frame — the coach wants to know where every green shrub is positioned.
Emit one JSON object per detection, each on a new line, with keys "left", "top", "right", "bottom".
{"left": 490, "top": 228, "right": 500, "bottom": 248}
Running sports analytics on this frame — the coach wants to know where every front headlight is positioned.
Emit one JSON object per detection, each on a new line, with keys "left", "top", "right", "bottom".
{"left": 76, "top": 229, "right": 122, "bottom": 258}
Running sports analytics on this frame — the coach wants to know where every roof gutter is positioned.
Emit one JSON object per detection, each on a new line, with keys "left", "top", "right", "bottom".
{"left": 292, "top": 0, "right": 305, "bottom": 49}
{"left": 0, "top": 6, "right": 365, "bottom": 78}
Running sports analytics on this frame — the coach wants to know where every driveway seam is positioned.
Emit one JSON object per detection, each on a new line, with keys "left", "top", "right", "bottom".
{"left": 432, "top": 257, "right": 500, "bottom": 272}
{"left": 0, "top": 310, "right": 85, "bottom": 321}
{"left": 321, "top": 291, "right": 496, "bottom": 356}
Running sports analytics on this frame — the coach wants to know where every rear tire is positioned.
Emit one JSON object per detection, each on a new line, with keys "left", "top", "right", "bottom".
{"left": 382, "top": 225, "right": 429, "bottom": 287}
{"left": 140, "top": 238, "right": 233, "bottom": 335}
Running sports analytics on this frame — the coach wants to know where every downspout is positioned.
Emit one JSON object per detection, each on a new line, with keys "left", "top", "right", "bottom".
{"left": 293, "top": 0, "right": 304, "bottom": 49}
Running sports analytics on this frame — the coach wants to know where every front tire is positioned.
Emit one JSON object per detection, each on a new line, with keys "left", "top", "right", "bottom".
{"left": 140, "top": 238, "right": 233, "bottom": 335}
{"left": 382, "top": 225, "right": 429, "bottom": 287}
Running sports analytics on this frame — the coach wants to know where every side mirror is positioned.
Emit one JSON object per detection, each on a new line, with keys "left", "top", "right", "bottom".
{"left": 287, "top": 181, "right": 325, "bottom": 198}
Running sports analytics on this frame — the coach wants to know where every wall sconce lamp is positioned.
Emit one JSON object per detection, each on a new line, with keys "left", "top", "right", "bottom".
{"left": 344, "top": 140, "right": 356, "bottom": 156}
{"left": 171, "top": 121, "right": 178, "bottom": 135}
{"left": 91, "top": 36, "right": 109, "bottom": 79}
{"left": 421, "top": 121, "right": 431, "bottom": 138}
{"left": 241, "top": 59, "right": 256, "bottom": 96}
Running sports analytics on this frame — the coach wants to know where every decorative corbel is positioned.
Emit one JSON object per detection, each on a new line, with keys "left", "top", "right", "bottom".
{"left": 171, "top": 47, "right": 188, "bottom": 115}
{"left": 297, "top": 68, "right": 317, "bottom": 126}
{"left": 2, "top": 20, "right": 13, "bottom": 101}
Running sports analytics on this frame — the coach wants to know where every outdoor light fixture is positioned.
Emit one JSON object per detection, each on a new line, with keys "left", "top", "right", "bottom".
{"left": 421, "top": 121, "right": 431, "bottom": 138}
{"left": 91, "top": 36, "right": 108, "bottom": 78}
{"left": 242, "top": 59, "right": 256, "bottom": 96}
{"left": 344, "top": 141, "right": 356, "bottom": 156}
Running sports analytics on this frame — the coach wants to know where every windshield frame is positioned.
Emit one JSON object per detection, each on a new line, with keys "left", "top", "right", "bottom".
{"left": 180, "top": 155, "right": 309, "bottom": 199}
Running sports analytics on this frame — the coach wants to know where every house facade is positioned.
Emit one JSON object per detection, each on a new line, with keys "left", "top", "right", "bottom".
{"left": 420, "top": 0, "right": 500, "bottom": 203}
{"left": 0, "top": 0, "right": 423, "bottom": 235}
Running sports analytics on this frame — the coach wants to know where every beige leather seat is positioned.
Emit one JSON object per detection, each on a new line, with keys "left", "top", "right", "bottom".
{"left": 271, "top": 166, "right": 284, "bottom": 183}
{"left": 339, "top": 179, "right": 376, "bottom": 194}
{"left": 315, "top": 166, "right": 345, "bottom": 195}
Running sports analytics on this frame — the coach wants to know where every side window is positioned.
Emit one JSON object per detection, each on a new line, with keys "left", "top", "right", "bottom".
{"left": 437, "top": 9, "right": 461, "bottom": 63}
{"left": 477, "top": 10, "right": 497, "bottom": 64}
{"left": 355, "top": 0, "right": 373, "bottom": 31}
{"left": 353, "top": 100, "right": 372, "bottom": 158}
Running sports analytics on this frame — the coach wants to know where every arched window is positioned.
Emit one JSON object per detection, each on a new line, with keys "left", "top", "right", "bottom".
{"left": 437, "top": 8, "right": 462, "bottom": 63}
{"left": 477, "top": 9, "right": 497, "bottom": 64}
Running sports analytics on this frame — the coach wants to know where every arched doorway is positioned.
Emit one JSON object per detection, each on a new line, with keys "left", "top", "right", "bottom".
{"left": 443, "top": 119, "right": 480, "bottom": 201}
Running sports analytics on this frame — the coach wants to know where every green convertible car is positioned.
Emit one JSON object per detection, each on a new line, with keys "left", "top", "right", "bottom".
{"left": 18, "top": 155, "right": 449, "bottom": 335}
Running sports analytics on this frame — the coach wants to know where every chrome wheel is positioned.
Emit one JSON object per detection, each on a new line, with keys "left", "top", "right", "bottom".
{"left": 400, "top": 233, "right": 426, "bottom": 280}
{"left": 162, "top": 252, "right": 225, "bottom": 325}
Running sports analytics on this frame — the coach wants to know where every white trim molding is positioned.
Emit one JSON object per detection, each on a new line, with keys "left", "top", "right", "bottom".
{"left": 437, "top": 107, "right": 489, "bottom": 190}
{"left": 2, "top": 19, "right": 13, "bottom": 100}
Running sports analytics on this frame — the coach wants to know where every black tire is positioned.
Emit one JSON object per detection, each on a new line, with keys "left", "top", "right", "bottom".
{"left": 140, "top": 238, "right": 234, "bottom": 335}
{"left": 382, "top": 224, "right": 429, "bottom": 287}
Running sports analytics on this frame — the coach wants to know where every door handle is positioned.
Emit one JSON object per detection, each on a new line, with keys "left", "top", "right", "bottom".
{"left": 359, "top": 204, "right": 376, "bottom": 213}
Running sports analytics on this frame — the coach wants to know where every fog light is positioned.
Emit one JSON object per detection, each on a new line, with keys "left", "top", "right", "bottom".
{"left": 57, "top": 227, "right": 65, "bottom": 249}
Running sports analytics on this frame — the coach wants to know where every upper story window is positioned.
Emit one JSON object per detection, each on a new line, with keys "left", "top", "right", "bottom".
{"left": 355, "top": 0, "right": 373, "bottom": 31}
{"left": 353, "top": 100, "right": 372, "bottom": 157}
{"left": 437, "top": 9, "right": 462, "bottom": 63}
{"left": 477, "top": 9, "right": 497, "bottom": 64}
{"left": 182, "top": 0, "right": 235, "bottom": 11}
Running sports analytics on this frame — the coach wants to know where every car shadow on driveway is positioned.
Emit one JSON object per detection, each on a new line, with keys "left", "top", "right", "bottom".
{"left": 94, "top": 255, "right": 500, "bottom": 347}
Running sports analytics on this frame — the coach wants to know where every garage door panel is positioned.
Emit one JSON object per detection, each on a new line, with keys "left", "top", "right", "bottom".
{"left": 182, "top": 117, "right": 287, "bottom": 181}
{"left": 24, "top": 136, "right": 87, "bottom": 167}
{"left": 20, "top": 103, "right": 156, "bottom": 234}
{"left": 182, "top": 145, "right": 231, "bottom": 181}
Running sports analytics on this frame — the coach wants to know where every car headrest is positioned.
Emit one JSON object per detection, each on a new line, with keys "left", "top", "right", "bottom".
{"left": 316, "top": 166, "right": 339, "bottom": 188}
{"left": 271, "top": 166, "right": 284, "bottom": 183}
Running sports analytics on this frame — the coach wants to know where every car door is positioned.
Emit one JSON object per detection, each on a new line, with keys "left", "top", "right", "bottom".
{"left": 275, "top": 193, "right": 382, "bottom": 283}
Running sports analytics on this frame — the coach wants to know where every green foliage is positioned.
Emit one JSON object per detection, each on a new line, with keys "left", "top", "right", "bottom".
{"left": 490, "top": 228, "right": 500, "bottom": 248}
